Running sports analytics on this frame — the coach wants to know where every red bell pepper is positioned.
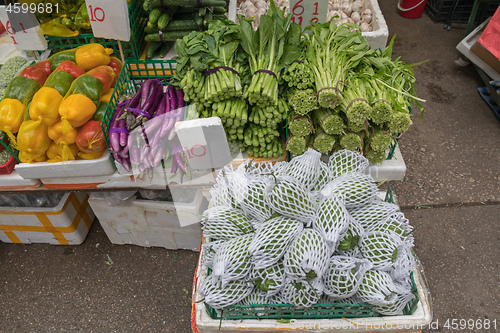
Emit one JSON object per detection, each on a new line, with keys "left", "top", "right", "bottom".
{"left": 54, "top": 60, "right": 85, "bottom": 79}
{"left": 87, "top": 65, "right": 116, "bottom": 94}
{"left": 107, "top": 57, "right": 122, "bottom": 86}
{"left": 18, "top": 66, "right": 48, "bottom": 87}
{"left": 33, "top": 59, "right": 52, "bottom": 77}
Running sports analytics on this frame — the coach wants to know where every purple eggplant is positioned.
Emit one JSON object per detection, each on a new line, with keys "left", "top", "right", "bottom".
{"left": 175, "top": 88, "right": 185, "bottom": 108}
{"left": 154, "top": 95, "right": 166, "bottom": 117}
{"left": 128, "top": 84, "right": 144, "bottom": 109}
{"left": 174, "top": 152, "right": 187, "bottom": 174}
{"left": 166, "top": 84, "right": 176, "bottom": 112}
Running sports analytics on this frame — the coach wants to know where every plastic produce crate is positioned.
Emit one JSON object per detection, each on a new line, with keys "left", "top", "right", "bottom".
{"left": 0, "top": 192, "right": 94, "bottom": 245}
{"left": 425, "top": 0, "right": 499, "bottom": 24}
{"left": 0, "top": 132, "right": 20, "bottom": 175}
{"left": 101, "top": 59, "right": 176, "bottom": 153}
{"left": 88, "top": 188, "right": 207, "bottom": 250}
{"left": 46, "top": 0, "right": 147, "bottom": 60}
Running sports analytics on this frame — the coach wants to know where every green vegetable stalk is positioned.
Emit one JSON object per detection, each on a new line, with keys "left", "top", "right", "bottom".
{"left": 313, "top": 130, "right": 336, "bottom": 154}
{"left": 312, "top": 108, "right": 345, "bottom": 135}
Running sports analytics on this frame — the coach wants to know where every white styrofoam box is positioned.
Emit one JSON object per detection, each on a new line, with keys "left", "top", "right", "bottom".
{"left": 0, "top": 192, "right": 94, "bottom": 245}
{"left": 362, "top": 0, "right": 389, "bottom": 50}
{"left": 456, "top": 17, "right": 500, "bottom": 81}
{"left": 191, "top": 239, "right": 431, "bottom": 333}
{"left": 365, "top": 145, "right": 406, "bottom": 181}
{"left": 0, "top": 170, "right": 41, "bottom": 190}
{"left": 229, "top": 0, "right": 388, "bottom": 50}
{"left": 15, "top": 151, "right": 116, "bottom": 179}
{"left": 89, "top": 189, "right": 207, "bottom": 251}
{"left": 176, "top": 117, "right": 232, "bottom": 170}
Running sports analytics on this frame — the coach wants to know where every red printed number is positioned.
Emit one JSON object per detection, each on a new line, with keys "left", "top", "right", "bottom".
{"left": 313, "top": 2, "right": 319, "bottom": 15}
{"left": 184, "top": 145, "right": 207, "bottom": 159}
{"left": 88, "top": 5, "right": 105, "bottom": 22}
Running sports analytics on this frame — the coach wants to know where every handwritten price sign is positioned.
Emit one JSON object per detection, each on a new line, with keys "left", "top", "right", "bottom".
{"left": 289, "top": 0, "right": 328, "bottom": 28}
{"left": 85, "top": 0, "right": 130, "bottom": 41}
{"left": 0, "top": 6, "right": 47, "bottom": 50}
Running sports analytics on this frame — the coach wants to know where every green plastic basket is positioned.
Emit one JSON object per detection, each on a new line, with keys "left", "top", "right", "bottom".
{"left": 101, "top": 59, "right": 176, "bottom": 151}
{"left": 46, "top": 0, "right": 147, "bottom": 60}
{"left": 203, "top": 185, "right": 420, "bottom": 321}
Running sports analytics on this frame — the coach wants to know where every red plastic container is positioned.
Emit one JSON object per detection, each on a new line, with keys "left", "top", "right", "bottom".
{"left": 398, "top": 0, "right": 428, "bottom": 18}
{"left": 0, "top": 155, "right": 19, "bottom": 175}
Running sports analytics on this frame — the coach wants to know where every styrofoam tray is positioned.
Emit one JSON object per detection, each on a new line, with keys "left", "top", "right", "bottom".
{"left": 192, "top": 241, "right": 431, "bottom": 333}
{"left": 365, "top": 145, "right": 406, "bottom": 182}
{"left": 15, "top": 152, "right": 116, "bottom": 179}
{"left": 0, "top": 170, "right": 41, "bottom": 189}
{"left": 457, "top": 17, "right": 500, "bottom": 81}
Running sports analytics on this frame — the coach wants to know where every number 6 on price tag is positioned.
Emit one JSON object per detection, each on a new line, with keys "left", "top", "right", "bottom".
{"left": 289, "top": 0, "right": 328, "bottom": 29}
{"left": 0, "top": 6, "right": 47, "bottom": 50}
{"left": 85, "top": 0, "right": 130, "bottom": 41}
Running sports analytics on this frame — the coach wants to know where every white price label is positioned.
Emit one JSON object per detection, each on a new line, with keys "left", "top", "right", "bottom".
{"left": 85, "top": 0, "right": 130, "bottom": 41}
{"left": 289, "top": 0, "right": 328, "bottom": 28}
{"left": 0, "top": 6, "right": 47, "bottom": 51}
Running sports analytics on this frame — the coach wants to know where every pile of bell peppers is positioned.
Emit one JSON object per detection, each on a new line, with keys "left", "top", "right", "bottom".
{"left": 0, "top": 43, "right": 123, "bottom": 163}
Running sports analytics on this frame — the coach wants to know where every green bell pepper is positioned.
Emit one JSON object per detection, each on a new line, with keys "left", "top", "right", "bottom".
{"left": 66, "top": 74, "right": 103, "bottom": 106}
{"left": 44, "top": 71, "right": 75, "bottom": 96}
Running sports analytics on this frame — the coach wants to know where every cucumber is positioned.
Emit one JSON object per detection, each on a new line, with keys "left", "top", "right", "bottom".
{"left": 157, "top": 6, "right": 178, "bottom": 30}
{"left": 146, "top": 42, "right": 163, "bottom": 59}
{"left": 212, "top": 6, "right": 227, "bottom": 14}
{"left": 145, "top": 30, "right": 192, "bottom": 42}
{"left": 145, "top": 20, "right": 200, "bottom": 33}
{"left": 148, "top": 8, "right": 162, "bottom": 25}
{"left": 144, "top": 0, "right": 227, "bottom": 11}
{"left": 159, "top": 42, "right": 172, "bottom": 58}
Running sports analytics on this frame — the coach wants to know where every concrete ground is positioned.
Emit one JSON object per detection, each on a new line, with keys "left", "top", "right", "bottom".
{"left": 1, "top": 1, "right": 499, "bottom": 332}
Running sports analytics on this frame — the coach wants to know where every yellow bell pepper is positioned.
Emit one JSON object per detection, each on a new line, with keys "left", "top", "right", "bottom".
{"left": 47, "top": 141, "right": 79, "bottom": 163}
{"left": 29, "top": 87, "right": 63, "bottom": 127}
{"left": 99, "top": 88, "right": 113, "bottom": 105}
{"left": 59, "top": 93, "right": 97, "bottom": 130}
{"left": 48, "top": 119, "right": 78, "bottom": 161}
{"left": 75, "top": 43, "right": 114, "bottom": 71}
{"left": 0, "top": 98, "right": 26, "bottom": 143}
{"left": 16, "top": 121, "right": 51, "bottom": 157}
{"left": 19, "top": 151, "right": 47, "bottom": 164}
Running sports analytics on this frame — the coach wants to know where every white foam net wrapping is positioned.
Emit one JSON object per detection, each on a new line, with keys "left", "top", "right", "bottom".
{"left": 367, "top": 212, "right": 414, "bottom": 245}
{"left": 266, "top": 176, "right": 317, "bottom": 225}
{"left": 359, "top": 231, "right": 405, "bottom": 271}
{"left": 373, "top": 280, "right": 415, "bottom": 315}
{"left": 200, "top": 239, "right": 225, "bottom": 268}
{"left": 314, "top": 194, "right": 350, "bottom": 251}
{"left": 213, "top": 234, "right": 254, "bottom": 287}
{"left": 321, "top": 172, "right": 379, "bottom": 210}
{"left": 281, "top": 277, "right": 324, "bottom": 308}
{"left": 323, "top": 256, "right": 373, "bottom": 300}
{"left": 337, "top": 218, "right": 365, "bottom": 252}
{"left": 202, "top": 206, "right": 254, "bottom": 241}
{"left": 248, "top": 216, "right": 304, "bottom": 269}
{"left": 335, "top": 246, "right": 364, "bottom": 259}
{"left": 239, "top": 289, "right": 268, "bottom": 307}
{"left": 356, "top": 270, "right": 403, "bottom": 307}
{"left": 210, "top": 166, "right": 238, "bottom": 208}
{"left": 390, "top": 246, "right": 416, "bottom": 284}
{"left": 237, "top": 176, "right": 275, "bottom": 222}
{"left": 200, "top": 274, "right": 254, "bottom": 310}
{"left": 279, "top": 148, "right": 322, "bottom": 191}
{"left": 328, "top": 149, "right": 369, "bottom": 179}
{"left": 319, "top": 294, "right": 362, "bottom": 304}
{"left": 349, "top": 201, "right": 400, "bottom": 230}
{"left": 312, "top": 160, "right": 332, "bottom": 192}
{"left": 284, "top": 229, "right": 330, "bottom": 281}
{"left": 251, "top": 261, "right": 285, "bottom": 297}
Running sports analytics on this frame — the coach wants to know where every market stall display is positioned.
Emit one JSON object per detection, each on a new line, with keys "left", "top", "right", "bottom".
{"left": 194, "top": 149, "right": 424, "bottom": 324}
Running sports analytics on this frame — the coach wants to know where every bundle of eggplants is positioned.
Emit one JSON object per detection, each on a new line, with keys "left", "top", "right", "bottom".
{"left": 108, "top": 79, "right": 187, "bottom": 177}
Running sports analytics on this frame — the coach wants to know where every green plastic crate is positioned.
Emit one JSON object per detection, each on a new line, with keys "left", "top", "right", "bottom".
{"left": 0, "top": 131, "right": 20, "bottom": 163}
{"left": 46, "top": 0, "right": 147, "bottom": 60}
{"left": 203, "top": 185, "right": 420, "bottom": 321}
{"left": 101, "top": 60, "right": 176, "bottom": 151}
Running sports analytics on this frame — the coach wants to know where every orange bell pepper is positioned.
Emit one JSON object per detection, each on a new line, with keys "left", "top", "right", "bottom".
{"left": 58, "top": 93, "right": 97, "bottom": 130}
{"left": 75, "top": 43, "right": 114, "bottom": 71}
{"left": 28, "top": 87, "right": 63, "bottom": 127}
{"left": 47, "top": 141, "right": 79, "bottom": 163}
{"left": 0, "top": 98, "right": 26, "bottom": 143}
{"left": 48, "top": 119, "right": 79, "bottom": 161}
{"left": 16, "top": 121, "right": 51, "bottom": 157}
{"left": 87, "top": 65, "right": 116, "bottom": 95}
{"left": 99, "top": 89, "right": 113, "bottom": 105}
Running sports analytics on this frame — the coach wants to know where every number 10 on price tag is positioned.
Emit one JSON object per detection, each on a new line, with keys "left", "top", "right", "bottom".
{"left": 85, "top": 0, "right": 130, "bottom": 41}
{"left": 289, "top": 0, "right": 328, "bottom": 28}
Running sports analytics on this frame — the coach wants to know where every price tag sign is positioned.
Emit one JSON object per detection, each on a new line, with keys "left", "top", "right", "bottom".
{"left": 85, "top": 0, "right": 130, "bottom": 41}
{"left": 0, "top": 6, "right": 47, "bottom": 50}
{"left": 289, "top": 0, "right": 328, "bottom": 29}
